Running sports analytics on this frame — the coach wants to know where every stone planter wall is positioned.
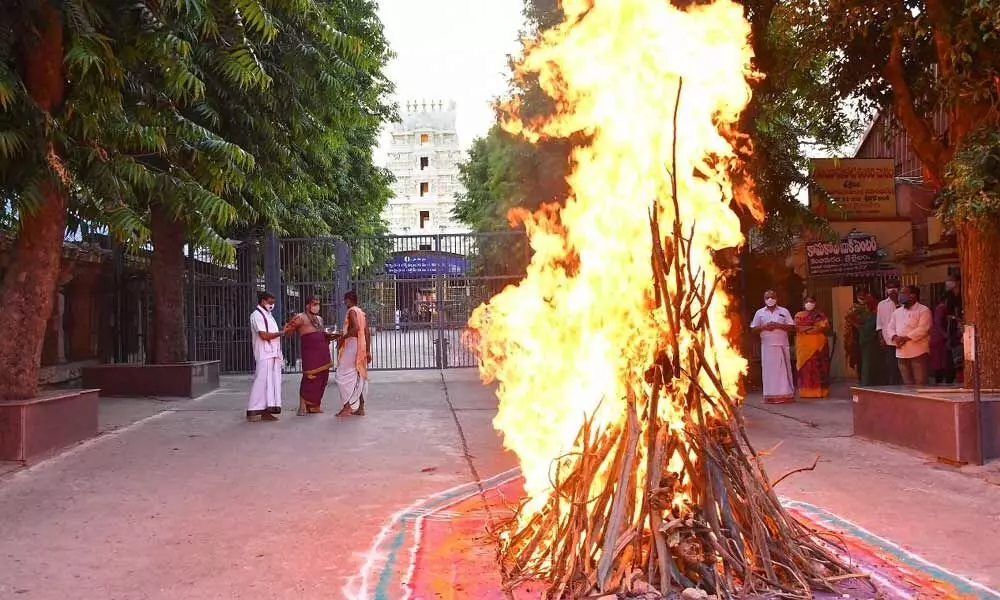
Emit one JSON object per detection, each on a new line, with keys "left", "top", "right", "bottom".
{"left": 852, "top": 386, "right": 1000, "bottom": 464}
{"left": 82, "top": 361, "right": 220, "bottom": 398}
{"left": 0, "top": 389, "right": 99, "bottom": 462}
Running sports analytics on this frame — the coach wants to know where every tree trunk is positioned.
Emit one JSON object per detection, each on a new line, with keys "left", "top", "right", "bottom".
{"left": 149, "top": 204, "right": 187, "bottom": 364}
{"left": 957, "top": 222, "right": 1000, "bottom": 389}
{"left": 0, "top": 186, "right": 68, "bottom": 400}
{"left": 0, "top": 3, "right": 67, "bottom": 401}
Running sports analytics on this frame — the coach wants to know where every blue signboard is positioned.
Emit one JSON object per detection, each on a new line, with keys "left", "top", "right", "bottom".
{"left": 385, "top": 253, "right": 469, "bottom": 277}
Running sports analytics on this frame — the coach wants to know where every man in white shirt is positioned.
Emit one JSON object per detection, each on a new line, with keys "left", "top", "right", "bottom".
{"left": 248, "top": 292, "right": 291, "bottom": 422}
{"left": 875, "top": 281, "right": 902, "bottom": 385}
{"left": 886, "top": 285, "right": 932, "bottom": 386}
{"left": 750, "top": 290, "right": 796, "bottom": 403}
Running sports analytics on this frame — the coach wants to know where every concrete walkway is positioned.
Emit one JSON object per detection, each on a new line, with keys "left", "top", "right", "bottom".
{"left": 0, "top": 373, "right": 997, "bottom": 599}
{"left": 744, "top": 390, "right": 1000, "bottom": 592}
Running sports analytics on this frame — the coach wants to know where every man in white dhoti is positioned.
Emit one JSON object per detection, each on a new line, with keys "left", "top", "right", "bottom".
{"left": 248, "top": 292, "right": 291, "bottom": 422}
{"left": 750, "top": 289, "right": 796, "bottom": 404}
{"left": 334, "top": 290, "right": 371, "bottom": 417}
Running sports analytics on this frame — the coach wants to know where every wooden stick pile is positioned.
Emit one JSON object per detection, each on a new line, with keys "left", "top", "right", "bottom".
{"left": 496, "top": 83, "right": 872, "bottom": 600}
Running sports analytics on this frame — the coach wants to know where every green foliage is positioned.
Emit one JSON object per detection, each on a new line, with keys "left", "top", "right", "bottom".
{"left": 789, "top": 0, "right": 921, "bottom": 115}
{"left": 800, "top": 0, "right": 1000, "bottom": 116}
{"left": 941, "top": 127, "right": 1000, "bottom": 226}
{"left": 0, "top": 0, "right": 395, "bottom": 260}
{"left": 186, "top": 0, "right": 396, "bottom": 242}
{"left": 743, "top": 1, "right": 857, "bottom": 250}
{"left": 454, "top": 126, "right": 527, "bottom": 232}
{"left": 795, "top": 0, "right": 1000, "bottom": 224}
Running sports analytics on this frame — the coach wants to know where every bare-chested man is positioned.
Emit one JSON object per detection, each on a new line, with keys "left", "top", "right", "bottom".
{"left": 286, "top": 296, "right": 337, "bottom": 416}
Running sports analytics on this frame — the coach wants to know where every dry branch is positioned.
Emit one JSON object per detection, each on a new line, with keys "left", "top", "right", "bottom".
{"left": 769, "top": 455, "right": 822, "bottom": 490}
{"left": 493, "top": 80, "right": 868, "bottom": 600}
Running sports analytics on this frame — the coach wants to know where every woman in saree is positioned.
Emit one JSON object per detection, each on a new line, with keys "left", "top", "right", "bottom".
{"left": 844, "top": 293, "right": 865, "bottom": 376}
{"left": 846, "top": 290, "right": 880, "bottom": 385}
{"left": 855, "top": 293, "right": 882, "bottom": 386}
{"left": 794, "top": 295, "right": 831, "bottom": 398}
{"left": 930, "top": 298, "right": 955, "bottom": 384}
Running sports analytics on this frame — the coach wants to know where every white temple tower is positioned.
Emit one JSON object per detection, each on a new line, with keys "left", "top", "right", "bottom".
{"left": 382, "top": 99, "right": 470, "bottom": 237}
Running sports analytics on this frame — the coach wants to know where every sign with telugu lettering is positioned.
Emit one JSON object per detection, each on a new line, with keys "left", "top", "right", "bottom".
{"left": 809, "top": 158, "right": 897, "bottom": 220}
{"left": 805, "top": 235, "right": 881, "bottom": 277}
{"left": 384, "top": 252, "right": 469, "bottom": 277}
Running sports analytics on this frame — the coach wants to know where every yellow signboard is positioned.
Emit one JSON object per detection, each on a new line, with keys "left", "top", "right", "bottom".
{"left": 809, "top": 158, "right": 897, "bottom": 220}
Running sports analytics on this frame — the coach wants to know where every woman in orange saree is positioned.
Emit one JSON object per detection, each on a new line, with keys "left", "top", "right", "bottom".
{"left": 795, "top": 296, "right": 831, "bottom": 398}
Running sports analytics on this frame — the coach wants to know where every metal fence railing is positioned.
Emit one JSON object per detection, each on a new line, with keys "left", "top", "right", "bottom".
{"left": 183, "top": 231, "right": 528, "bottom": 374}
{"left": 346, "top": 231, "right": 527, "bottom": 371}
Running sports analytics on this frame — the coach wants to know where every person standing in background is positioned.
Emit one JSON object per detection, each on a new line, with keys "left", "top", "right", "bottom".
{"left": 945, "top": 274, "right": 964, "bottom": 382}
{"left": 887, "top": 285, "right": 932, "bottom": 385}
{"left": 876, "top": 281, "right": 902, "bottom": 385}
{"left": 845, "top": 290, "right": 867, "bottom": 379}
{"left": 856, "top": 292, "right": 882, "bottom": 386}
{"left": 335, "top": 290, "right": 372, "bottom": 416}
{"left": 286, "top": 296, "right": 338, "bottom": 415}
{"left": 794, "top": 295, "right": 831, "bottom": 398}
{"left": 930, "top": 295, "right": 955, "bottom": 384}
{"left": 750, "top": 290, "right": 796, "bottom": 404}
{"left": 248, "top": 292, "right": 292, "bottom": 422}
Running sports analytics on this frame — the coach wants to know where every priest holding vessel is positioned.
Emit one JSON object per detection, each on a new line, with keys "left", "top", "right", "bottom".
{"left": 284, "top": 295, "right": 340, "bottom": 415}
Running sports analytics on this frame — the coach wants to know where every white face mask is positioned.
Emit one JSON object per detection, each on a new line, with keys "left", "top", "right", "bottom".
{"left": 805, "top": 302, "right": 816, "bottom": 311}
{"left": 765, "top": 298, "right": 777, "bottom": 308}
{"left": 265, "top": 303, "right": 274, "bottom": 312}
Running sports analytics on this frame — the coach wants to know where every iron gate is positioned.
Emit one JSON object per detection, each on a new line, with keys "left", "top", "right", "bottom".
{"left": 185, "top": 231, "right": 527, "bottom": 373}
{"left": 349, "top": 231, "right": 527, "bottom": 370}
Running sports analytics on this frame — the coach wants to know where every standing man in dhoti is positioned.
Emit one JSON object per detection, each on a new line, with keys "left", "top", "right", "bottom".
{"left": 335, "top": 290, "right": 372, "bottom": 416}
{"left": 248, "top": 292, "right": 291, "bottom": 422}
{"left": 751, "top": 289, "right": 796, "bottom": 404}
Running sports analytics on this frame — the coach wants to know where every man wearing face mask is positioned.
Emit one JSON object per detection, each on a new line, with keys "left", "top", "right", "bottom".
{"left": 286, "top": 296, "right": 339, "bottom": 416}
{"left": 248, "top": 292, "right": 293, "bottom": 422}
{"left": 750, "top": 290, "right": 796, "bottom": 403}
{"left": 886, "top": 285, "right": 932, "bottom": 385}
{"left": 875, "top": 281, "right": 902, "bottom": 385}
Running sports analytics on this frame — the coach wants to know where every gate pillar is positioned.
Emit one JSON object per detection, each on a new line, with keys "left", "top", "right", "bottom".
{"left": 335, "top": 241, "right": 352, "bottom": 327}
{"left": 264, "top": 230, "right": 282, "bottom": 317}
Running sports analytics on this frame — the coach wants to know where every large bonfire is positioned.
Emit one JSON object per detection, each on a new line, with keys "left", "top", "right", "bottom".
{"left": 467, "top": 0, "right": 866, "bottom": 598}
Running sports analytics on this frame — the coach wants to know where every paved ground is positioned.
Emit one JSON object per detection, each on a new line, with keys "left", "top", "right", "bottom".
{"left": 744, "top": 387, "right": 1000, "bottom": 591}
{"left": 0, "top": 374, "right": 998, "bottom": 599}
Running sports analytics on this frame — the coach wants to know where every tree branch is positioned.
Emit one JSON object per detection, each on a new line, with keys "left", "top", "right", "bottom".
{"left": 925, "top": 0, "right": 955, "bottom": 80}
{"left": 769, "top": 455, "right": 821, "bottom": 489}
{"left": 884, "top": 31, "right": 949, "bottom": 183}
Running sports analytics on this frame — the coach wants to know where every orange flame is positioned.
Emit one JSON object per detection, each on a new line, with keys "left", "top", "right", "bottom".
{"left": 469, "top": 0, "right": 760, "bottom": 520}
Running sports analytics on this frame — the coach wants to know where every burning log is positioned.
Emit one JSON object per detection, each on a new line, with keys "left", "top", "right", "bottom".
{"left": 466, "top": 1, "right": 875, "bottom": 599}
{"left": 493, "top": 210, "right": 866, "bottom": 597}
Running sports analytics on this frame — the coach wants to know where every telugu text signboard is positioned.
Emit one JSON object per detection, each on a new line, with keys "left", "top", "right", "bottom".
{"left": 806, "top": 235, "right": 881, "bottom": 277}
{"left": 809, "top": 158, "right": 897, "bottom": 220}
{"left": 384, "top": 253, "right": 470, "bottom": 277}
